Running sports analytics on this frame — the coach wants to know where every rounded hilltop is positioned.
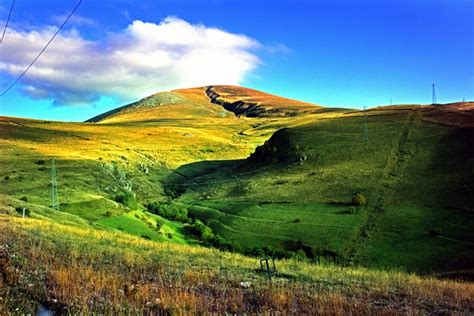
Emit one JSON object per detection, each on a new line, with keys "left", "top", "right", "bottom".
{"left": 86, "top": 85, "right": 323, "bottom": 123}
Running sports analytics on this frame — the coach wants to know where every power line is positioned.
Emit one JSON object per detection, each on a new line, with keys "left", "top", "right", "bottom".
{"left": 51, "top": 158, "right": 59, "bottom": 211}
{"left": 0, "top": 0, "right": 82, "bottom": 97}
{"left": 0, "top": 0, "right": 15, "bottom": 44}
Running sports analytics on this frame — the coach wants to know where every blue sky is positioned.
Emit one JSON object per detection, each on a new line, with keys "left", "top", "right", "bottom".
{"left": 0, "top": 0, "right": 473, "bottom": 121}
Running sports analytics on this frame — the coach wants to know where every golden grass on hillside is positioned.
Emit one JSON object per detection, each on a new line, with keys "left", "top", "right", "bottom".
{"left": 1, "top": 215, "right": 472, "bottom": 314}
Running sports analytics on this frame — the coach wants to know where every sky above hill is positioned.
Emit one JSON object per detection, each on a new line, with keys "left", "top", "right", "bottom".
{"left": 0, "top": 0, "right": 473, "bottom": 121}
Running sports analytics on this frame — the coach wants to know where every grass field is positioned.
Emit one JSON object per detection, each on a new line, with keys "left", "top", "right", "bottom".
{"left": 186, "top": 201, "right": 365, "bottom": 254}
{"left": 1, "top": 215, "right": 473, "bottom": 314}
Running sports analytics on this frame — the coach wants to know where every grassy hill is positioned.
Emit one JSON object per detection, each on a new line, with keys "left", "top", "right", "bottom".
{"left": 0, "top": 86, "right": 343, "bottom": 222}
{"left": 168, "top": 104, "right": 474, "bottom": 275}
{"left": 0, "top": 85, "right": 473, "bottom": 313}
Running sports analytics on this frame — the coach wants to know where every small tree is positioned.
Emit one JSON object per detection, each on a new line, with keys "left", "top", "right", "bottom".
{"left": 352, "top": 192, "right": 366, "bottom": 206}
{"left": 156, "top": 221, "right": 163, "bottom": 230}
{"left": 114, "top": 191, "right": 138, "bottom": 209}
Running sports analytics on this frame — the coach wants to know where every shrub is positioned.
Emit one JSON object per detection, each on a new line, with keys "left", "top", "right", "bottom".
{"left": 293, "top": 249, "right": 307, "bottom": 260}
{"left": 164, "top": 185, "right": 185, "bottom": 199}
{"left": 206, "top": 234, "right": 236, "bottom": 252}
{"left": 15, "top": 207, "right": 30, "bottom": 217}
{"left": 283, "top": 240, "right": 314, "bottom": 259}
{"left": 293, "top": 218, "right": 301, "bottom": 223}
{"left": 167, "top": 232, "right": 173, "bottom": 239}
{"left": 113, "top": 191, "right": 138, "bottom": 209}
{"left": 4, "top": 176, "right": 9, "bottom": 181}
{"left": 352, "top": 192, "right": 367, "bottom": 206}
{"left": 187, "top": 220, "right": 214, "bottom": 241}
{"left": 35, "top": 160, "right": 45, "bottom": 165}
{"left": 104, "top": 210, "right": 113, "bottom": 217}
{"left": 141, "top": 234, "right": 151, "bottom": 240}
{"left": 247, "top": 247, "right": 265, "bottom": 258}
{"left": 20, "top": 196, "right": 28, "bottom": 202}
{"left": 156, "top": 221, "right": 163, "bottom": 230}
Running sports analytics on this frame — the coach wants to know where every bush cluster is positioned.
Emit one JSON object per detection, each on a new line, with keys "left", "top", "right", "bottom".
{"left": 164, "top": 185, "right": 186, "bottom": 199}
{"left": 113, "top": 191, "right": 138, "bottom": 209}
{"left": 146, "top": 202, "right": 189, "bottom": 222}
{"left": 244, "top": 242, "right": 315, "bottom": 260}
{"left": 186, "top": 219, "right": 214, "bottom": 240}
{"left": 146, "top": 202, "right": 238, "bottom": 252}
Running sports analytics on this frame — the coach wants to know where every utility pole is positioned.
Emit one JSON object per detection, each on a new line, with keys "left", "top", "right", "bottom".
{"left": 363, "top": 106, "right": 369, "bottom": 143}
{"left": 431, "top": 83, "right": 437, "bottom": 105}
{"left": 51, "top": 158, "right": 59, "bottom": 211}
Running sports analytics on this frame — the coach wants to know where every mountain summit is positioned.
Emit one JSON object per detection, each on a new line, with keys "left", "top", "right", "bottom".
{"left": 86, "top": 85, "right": 322, "bottom": 123}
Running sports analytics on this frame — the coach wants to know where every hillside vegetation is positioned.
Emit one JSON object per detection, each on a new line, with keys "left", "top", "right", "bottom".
{"left": 171, "top": 105, "right": 474, "bottom": 275}
{"left": 1, "top": 85, "right": 473, "bottom": 312}
{"left": 1, "top": 216, "right": 473, "bottom": 314}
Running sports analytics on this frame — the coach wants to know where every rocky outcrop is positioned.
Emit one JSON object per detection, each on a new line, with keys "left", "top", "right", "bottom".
{"left": 205, "top": 86, "right": 291, "bottom": 118}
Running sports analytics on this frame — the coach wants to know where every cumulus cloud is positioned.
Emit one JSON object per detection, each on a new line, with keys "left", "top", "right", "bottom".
{"left": 0, "top": 17, "right": 260, "bottom": 105}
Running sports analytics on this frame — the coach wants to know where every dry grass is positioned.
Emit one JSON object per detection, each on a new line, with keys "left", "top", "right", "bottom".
{"left": 1, "top": 215, "right": 472, "bottom": 314}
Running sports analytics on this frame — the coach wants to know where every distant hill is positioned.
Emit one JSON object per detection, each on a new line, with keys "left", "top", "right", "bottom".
{"left": 86, "top": 85, "right": 323, "bottom": 123}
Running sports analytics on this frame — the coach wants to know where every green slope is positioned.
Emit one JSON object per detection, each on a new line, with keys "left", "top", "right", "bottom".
{"left": 172, "top": 106, "right": 474, "bottom": 275}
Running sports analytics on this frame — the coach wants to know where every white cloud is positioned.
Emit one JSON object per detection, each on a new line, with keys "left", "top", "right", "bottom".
{"left": 0, "top": 17, "right": 260, "bottom": 106}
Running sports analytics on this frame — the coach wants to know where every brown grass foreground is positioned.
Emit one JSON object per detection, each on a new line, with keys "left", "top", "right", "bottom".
{"left": 0, "top": 215, "right": 473, "bottom": 314}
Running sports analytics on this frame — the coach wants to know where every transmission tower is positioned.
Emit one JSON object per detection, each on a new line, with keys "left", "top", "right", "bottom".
{"left": 51, "top": 158, "right": 59, "bottom": 210}
{"left": 431, "top": 83, "right": 437, "bottom": 105}
{"left": 363, "top": 106, "right": 369, "bottom": 143}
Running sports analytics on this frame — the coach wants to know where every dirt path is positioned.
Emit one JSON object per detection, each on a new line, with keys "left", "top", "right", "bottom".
{"left": 348, "top": 108, "right": 421, "bottom": 259}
